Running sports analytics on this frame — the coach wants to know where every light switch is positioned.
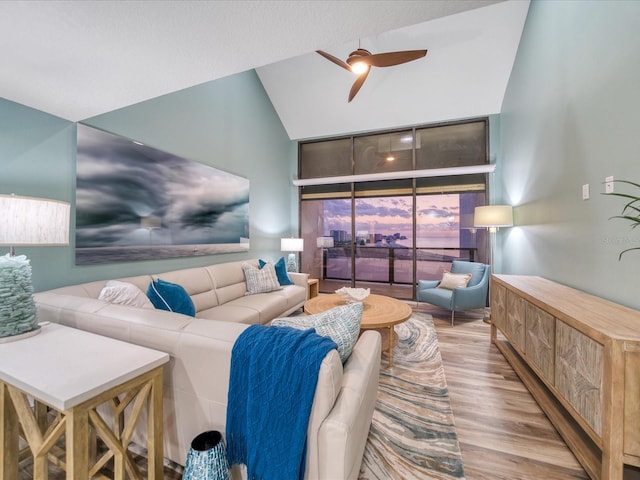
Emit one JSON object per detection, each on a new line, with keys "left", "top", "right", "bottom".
{"left": 582, "top": 184, "right": 590, "bottom": 200}
{"left": 605, "top": 176, "right": 614, "bottom": 193}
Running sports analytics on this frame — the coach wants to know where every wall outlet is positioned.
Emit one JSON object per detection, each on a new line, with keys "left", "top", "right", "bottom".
{"left": 606, "top": 176, "right": 614, "bottom": 193}
{"left": 582, "top": 184, "right": 590, "bottom": 200}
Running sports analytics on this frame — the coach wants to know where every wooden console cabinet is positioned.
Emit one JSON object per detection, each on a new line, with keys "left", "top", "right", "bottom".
{"left": 491, "top": 275, "right": 640, "bottom": 480}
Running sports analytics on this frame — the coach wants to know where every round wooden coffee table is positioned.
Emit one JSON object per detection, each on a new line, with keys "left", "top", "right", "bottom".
{"left": 304, "top": 293, "right": 412, "bottom": 367}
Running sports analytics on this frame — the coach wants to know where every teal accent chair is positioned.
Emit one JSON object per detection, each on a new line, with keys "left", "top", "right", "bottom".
{"left": 417, "top": 260, "right": 490, "bottom": 326}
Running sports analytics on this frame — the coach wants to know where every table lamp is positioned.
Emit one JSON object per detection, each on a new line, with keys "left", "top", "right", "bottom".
{"left": 0, "top": 194, "right": 70, "bottom": 341}
{"left": 281, "top": 238, "right": 304, "bottom": 272}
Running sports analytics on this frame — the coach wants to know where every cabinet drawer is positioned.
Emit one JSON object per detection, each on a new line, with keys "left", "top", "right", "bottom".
{"left": 525, "top": 303, "right": 555, "bottom": 384}
{"left": 555, "top": 320, "right": 603, "bottom": 436}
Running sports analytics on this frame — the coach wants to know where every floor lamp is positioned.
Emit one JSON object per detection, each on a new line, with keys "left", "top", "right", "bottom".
{"left": 0, "top": 194, "right": 70, "bottom": 341}
{"left": 316, "top": 236, "right": 334, "bottom": 280}
{"left": 474, "top": 205, "right": 513, "bottom": 323}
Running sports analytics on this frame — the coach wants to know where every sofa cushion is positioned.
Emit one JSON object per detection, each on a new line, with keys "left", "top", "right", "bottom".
{"left": 259, "top": 257, "right": 293, "bottom": 286}
{"left": 272, "top": 303, "right": 363, "bottom": 363}
{"left": 147, "top": 279, "right": 196, "bottom": 317}
{"left": 198, "top": 304, "right": 261, "bottom": 324}
{"left": 156, "top": 267, "right": 218, "bottom": 312}
{"left": 242, "top": 262, "right": 281, "bottom": 295}
{"left": 272, "top": 285, "right": 307, "bottom": 309}
{"left": 98, "top": 280, "right": 154, "bottom": 309}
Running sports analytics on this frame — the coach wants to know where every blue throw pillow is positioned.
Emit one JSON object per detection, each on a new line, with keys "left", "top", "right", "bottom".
{"left": 258, "top": 257, "right": 293, "bottom": 286}
{"left": 146, "top": 279, "right": 196, "bottom": 317}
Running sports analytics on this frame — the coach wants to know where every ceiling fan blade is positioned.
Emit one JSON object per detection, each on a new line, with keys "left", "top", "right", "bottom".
{"left": 348, "top": 68, "right": 370, "bottom": 102}
{"left": 317, "top": 50, "right": 351, "bottom": 72}
{"left": 364, "top": 49, "right": 428, "bottom": 68}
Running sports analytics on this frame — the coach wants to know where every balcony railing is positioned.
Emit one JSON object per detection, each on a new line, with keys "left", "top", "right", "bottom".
{"left": 320, "top": 246, "right": 477, "bottom": 285}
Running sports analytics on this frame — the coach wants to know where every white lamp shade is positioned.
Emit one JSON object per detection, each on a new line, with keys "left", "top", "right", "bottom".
{"left": 474, "top": 205, "right": 513, "bottom": 228}
{"left": 281, "top": 238, "right": 304, "bottom": 252}
{"left": 0, "top": 194, "right": 70, "bottom": 246}
{"left": 316, "top": 236, "right": 334, "bottom": 248}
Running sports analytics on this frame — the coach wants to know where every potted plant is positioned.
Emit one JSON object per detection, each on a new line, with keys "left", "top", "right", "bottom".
{"left": 606, "top": 180, "right": 640, "bottom": 259}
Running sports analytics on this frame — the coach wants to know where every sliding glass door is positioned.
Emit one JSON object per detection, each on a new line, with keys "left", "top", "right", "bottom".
{"left": 297, "top": 117, "right": 490, "bottom": 300}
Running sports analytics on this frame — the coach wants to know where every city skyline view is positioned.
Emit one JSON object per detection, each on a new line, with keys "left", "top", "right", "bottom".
{"left": 322, "top": 195, "right": 462, "bottom": 248}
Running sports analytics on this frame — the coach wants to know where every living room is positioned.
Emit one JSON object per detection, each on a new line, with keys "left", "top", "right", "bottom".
{"left": 0, "top": 0, "right": 637, "bottom": 309}
{"left": 2, "top": 0, "right": 639, "bottom": 479}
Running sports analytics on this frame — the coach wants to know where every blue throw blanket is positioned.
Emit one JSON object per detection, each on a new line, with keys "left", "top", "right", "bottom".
{"left": 226, "top": 324, "right": 337, "bottom": 480}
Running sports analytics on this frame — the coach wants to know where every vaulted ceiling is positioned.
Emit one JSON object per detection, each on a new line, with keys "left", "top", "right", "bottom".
{"left": 0, "top": 0, "right": 529, "bottom": 140}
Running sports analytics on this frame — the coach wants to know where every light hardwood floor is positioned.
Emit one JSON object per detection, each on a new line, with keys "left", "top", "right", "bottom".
{"left": 424, "top": 303, "right": 589, "bottom": 480}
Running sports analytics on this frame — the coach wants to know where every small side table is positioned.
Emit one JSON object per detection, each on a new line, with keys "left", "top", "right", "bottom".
{"left": 308, "top": 279, "right": 319, "bottom": 299}
{"left": 0, "top": 322, "right": 169, "bottom": 479}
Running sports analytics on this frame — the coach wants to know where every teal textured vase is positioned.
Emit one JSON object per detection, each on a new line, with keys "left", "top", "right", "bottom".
{"left": 183, "top": 431, "right": 230, "bottom": 480}
{"left": 0, "top": 254, "right": 38, "bottom": 338}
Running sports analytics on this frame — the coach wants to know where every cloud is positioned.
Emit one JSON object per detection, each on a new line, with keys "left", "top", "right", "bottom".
{"left": 75, "top": 125, "right": 249, "bottom": 248}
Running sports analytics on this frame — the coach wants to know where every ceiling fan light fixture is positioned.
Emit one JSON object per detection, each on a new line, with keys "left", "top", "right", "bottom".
{"left": 317, "top": 46, "right": 427, "bottom": 102}
{"left": 350, "top": 61, "right": 369, "bottom": 75}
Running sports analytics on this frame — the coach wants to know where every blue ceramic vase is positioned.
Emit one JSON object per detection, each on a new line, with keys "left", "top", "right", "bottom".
{"left": 183, "top": 430, "right": 230, "bottom": 480}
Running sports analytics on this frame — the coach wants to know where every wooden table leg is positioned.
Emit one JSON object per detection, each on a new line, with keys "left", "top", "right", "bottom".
{"left": 388, "top": 326, "right": 394, "bottom": 367}
{"left": 1, "top": 382, "right": 18, "bottom": 480}
{"left": 66, "top": 408, "right": 89, "bottom": 480}
{"left": 372, "top": 326, "right": 399, "bottom": 368}
{"left": 148, "top": 369, "right": 164, "bottom": 480}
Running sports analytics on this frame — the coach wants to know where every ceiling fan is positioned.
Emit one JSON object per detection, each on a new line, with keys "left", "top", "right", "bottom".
{"left": 317, "top": 47, "right": 428, "bottom": 102}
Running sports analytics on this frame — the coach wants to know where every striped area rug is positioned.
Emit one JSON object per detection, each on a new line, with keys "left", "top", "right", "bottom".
{"left": 359, "top": 311, "right": 466, "bottom": 480}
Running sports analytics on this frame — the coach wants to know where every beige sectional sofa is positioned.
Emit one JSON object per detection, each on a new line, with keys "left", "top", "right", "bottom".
{"left": 34, "top": 259, "right": 382, "bottom": 480}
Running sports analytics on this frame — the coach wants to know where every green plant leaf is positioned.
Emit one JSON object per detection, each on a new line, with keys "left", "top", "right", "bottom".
{"left": 613, "top": 179, "right": 640, "bottom": 189}
{"left": 604, "top": 179, "right": 640, "bottom": 260}
{"left": 619, "top": 247, "right": 640, "bottom": 261}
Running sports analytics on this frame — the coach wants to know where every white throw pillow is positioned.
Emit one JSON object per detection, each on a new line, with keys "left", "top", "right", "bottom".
{"left": 242, "top": 262, "right": 281, "bottom": 295}
{"left": 99, "top": 280, "right": 154, "bottom": 308}
{"left": 272, "top": 303, "right": 363, "bottom": 363}
{"left": 437, "top": 272, "right": 472, "bottom": 290}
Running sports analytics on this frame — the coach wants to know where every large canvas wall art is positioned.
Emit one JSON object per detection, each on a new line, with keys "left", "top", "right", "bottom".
{"left": 75, "top": 124, "right": 249, "bottom": 265}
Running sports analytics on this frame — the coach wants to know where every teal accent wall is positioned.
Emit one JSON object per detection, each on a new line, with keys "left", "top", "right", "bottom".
{"left": 1, "top": 70, "right": 296, "bottom": 291}
{"left": 0, "top": 99, "right": 76, "bottom": 291}
{"left": 497, "top": 0, "right": 640, "bottom": 309}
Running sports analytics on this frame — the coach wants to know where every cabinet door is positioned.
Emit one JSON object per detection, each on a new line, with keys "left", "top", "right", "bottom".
{"left": 624, "top": 349, "right": 640, "bottom": 457}
{"left": 491, "top": 282, "right": 507, "bottom": 332}
{"left": 525, "top": 303, "right": 555, "bottom": 385}
{"left": 555, "top": 320, "right": 603, "bottom": 437}
{"left": 506, "top": 292, "right": 526, "bottom": 353}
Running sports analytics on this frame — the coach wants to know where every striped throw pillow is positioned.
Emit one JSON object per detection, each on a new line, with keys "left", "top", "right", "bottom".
{"left": 272, "top": 302, "right": 363, "bottom": 363}
{"left": 242, "top": 262, "right": 281, "bottom": 295}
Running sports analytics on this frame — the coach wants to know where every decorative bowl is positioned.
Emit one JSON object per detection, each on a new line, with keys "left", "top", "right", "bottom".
{"left": 335, "top": 287, "right": 370, "bottom": 304}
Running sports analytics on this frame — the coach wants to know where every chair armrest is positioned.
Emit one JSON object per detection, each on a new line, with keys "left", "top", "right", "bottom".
{"left": 451, "top": 283, "right": 488, "bottom": 309}
{"left": 417, "top": 279, "right": 440, "bottom": 291}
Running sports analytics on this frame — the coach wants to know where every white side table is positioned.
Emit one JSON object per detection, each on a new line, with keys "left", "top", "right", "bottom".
{"left": 0, "top": 322, "right": 169, "bottom": 479}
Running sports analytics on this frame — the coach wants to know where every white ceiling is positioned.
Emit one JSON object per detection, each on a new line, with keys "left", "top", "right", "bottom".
{"left": 258, "top": 1, "right": 530, "bottom": 140}
{"left": 0, "top": 0, "right": 528, "bottom": 140}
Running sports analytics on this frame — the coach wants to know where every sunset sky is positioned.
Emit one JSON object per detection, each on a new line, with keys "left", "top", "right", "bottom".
{"left": 324, "top": 195, "right": 460, "bottom": 242}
